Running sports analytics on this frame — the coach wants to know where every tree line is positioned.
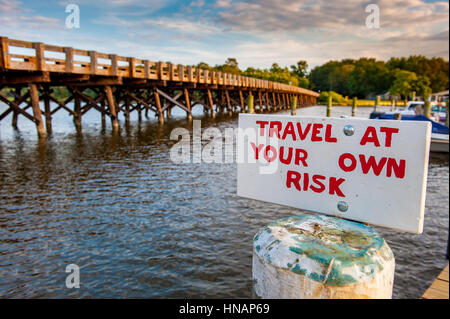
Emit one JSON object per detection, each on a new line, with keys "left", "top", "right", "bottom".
{"left": 196, "top": 55, "right": 449, "bottom": 100}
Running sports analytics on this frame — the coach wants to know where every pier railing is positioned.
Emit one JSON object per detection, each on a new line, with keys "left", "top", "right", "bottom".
{"left": 0, "top": 36, "right": 319, "bottom": 96}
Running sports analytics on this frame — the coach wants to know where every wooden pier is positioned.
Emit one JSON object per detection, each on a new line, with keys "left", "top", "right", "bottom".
{"left": 422, "top": 264, "right": 449, "bottom": 299}
{"left": 0, "top": 36, "right": 319, "bottom": 137}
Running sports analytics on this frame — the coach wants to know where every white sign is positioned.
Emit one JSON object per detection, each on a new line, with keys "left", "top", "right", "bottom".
{"left": 237, "top": 114, "right": 431, "bottom": 234}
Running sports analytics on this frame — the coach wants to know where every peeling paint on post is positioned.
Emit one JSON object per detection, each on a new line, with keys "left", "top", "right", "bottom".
{"left": 253, "top": 215, "right": 395, "bottom": 299}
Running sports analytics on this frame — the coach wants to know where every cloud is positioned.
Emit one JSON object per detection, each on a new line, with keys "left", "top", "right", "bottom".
{"left": 0, "top": 0, "right": 22, "bottom": 13}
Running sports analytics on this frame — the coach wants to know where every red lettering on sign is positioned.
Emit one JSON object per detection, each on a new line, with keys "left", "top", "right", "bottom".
{"left": 380, "top": 127, "right": 399, "bottom": 147}
{"left": 269, "top": 121, "right": 282, "bottom": 138}
{"left": 311, "top": 123, "right": 323, "bottom": 142}
{"left": 256, "top": 121, "right": 268, "bottom": 136}
{"left": 325, "top": 124, "right": 337, "bottom": 143}
{"left": 296, "top": 123, "right": 312, "bottom": 140}
{"left": 264, "top": 145, "right": 277, "bottom": 162}
{"left": 310, "top": 175, "right": 326, "bottom": 193}
{"left": 250, "top": 142, "right": 264, "bottom": 160}
{"left": 279, "top": 146, "right": 293, "bottom": 165}
{"left": 360, "top": 126, "right": 380, "bottom": 147}
{"left": 286, "top": 170, "right": 301, "bottom": 191}
{"left": 338, "top": 153, "right": 357, "bottom": 172}
{"left": 294, "top": 149, "right": 308, "bottom": 167}
{"left": 359, "top": 155, "right": 387, "bottom": 176}
{"left": 329, "top": 177, "right": 346, "bottom": 197}
{"left": 386, "top": 158, "right": 406, "bottom": 178}
{"left": 282, "top": 122, "right": 297, "bottom": 140}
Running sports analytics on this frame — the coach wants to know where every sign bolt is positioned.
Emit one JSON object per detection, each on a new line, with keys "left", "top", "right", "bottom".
{"left": 343, "top": 125, "right": 354, "bottom": 136}
{"left": 337, "top": 201, "right": 348, "bottom": 212}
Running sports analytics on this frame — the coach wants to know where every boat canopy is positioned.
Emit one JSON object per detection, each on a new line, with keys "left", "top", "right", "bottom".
{"left": 377, "top": 114, "right": 449, "bottom": 135}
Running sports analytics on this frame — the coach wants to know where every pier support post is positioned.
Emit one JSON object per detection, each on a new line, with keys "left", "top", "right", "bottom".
{"left": 28, "top": 83, "right": 46, "bottom": 138}
{"left": 326, "top": 95, "right": 332, "bottom": 117}
{"left": 43, "top": 87, "right": 52, "bottom": 134}
{"left": 247, "top": 93, "right": 254, "bottom": 114}
{"left": 11, "top": 88, "right": 20, "bottom": 129}
{"left": 184, "top": 88, "right": 192, "bottom": 120}
{"left": 105, "top": 85, "right": 119, "bottom": 131}
{"left": 352, "top": 97, "right": 357, "bottom": 117}
{"left": 239, "top": 90, "right": 245, "bottom": 113}
{"left": 206, "top": 89, "right": 215, "bottom": 118}
{"left": 73, "top": 94, "right": 82, "bottom": 131}
{"left": 290, "top": 95, "right": 297, "bottom": 115}
{"left": 154, "top": 90, "right": 164, "bottom": 124}
{"left": 101, "top": 102, "right": 106, "bottom": 129}
{"left": 253, "top": 215, "right": 395, "bottom": 299}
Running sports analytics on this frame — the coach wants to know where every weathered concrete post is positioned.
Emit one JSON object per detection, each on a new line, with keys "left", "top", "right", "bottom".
{"left": 253, "top": 215, "right": 395, "bottom": 299}
{"left": 248, "top": 93, "right": 255, "bottom": 114}
{"left": 351, "top": 97, "right": 357, "bottom": 117}
{"left": 290, "top": 95, "right": 297, "bottom": 116}
{"left": 326, "top": 95, "right": 332, "bottom": 117}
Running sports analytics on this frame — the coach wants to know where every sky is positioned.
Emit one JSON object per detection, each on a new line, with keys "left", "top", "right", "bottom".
{"left": 0, "top": 0, "right": 448, "bottom": 70}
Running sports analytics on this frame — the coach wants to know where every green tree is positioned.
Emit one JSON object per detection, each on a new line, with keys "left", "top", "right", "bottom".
{"left": 389, "top": 70, "right": 418, "bottom": 104}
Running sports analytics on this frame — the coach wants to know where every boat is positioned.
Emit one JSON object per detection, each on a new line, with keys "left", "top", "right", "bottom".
{"left": 379, "top": 101, "right": 442, "bottom": 122}
{"left": 370, "top": 113, "right": 449, "bottom": 154}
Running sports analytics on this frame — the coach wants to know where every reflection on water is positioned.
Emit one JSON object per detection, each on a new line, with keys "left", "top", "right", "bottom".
{"left": 0, "top": 105, "right": 448, "bottom": 298}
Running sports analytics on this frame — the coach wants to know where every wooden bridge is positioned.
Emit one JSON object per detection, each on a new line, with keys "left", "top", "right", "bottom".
{"left": 0, "top": 36, "right": 319, "bottom": 137}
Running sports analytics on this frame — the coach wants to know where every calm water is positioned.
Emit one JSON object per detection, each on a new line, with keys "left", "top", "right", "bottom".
{"left": 0, "top": 104, "right": 448, "bottom": 298}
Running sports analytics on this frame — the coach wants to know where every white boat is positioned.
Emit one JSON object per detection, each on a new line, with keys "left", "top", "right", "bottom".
{"left": 431, "top": 133, "right": 449, "bottom": 153}
{"left": 385, "top": 101, "right": 441, "bottom": 122}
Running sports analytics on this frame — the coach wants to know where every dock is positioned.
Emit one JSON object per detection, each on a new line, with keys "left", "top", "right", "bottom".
{"left": 421, "top": 264, "right": 449, "bottom": 299}
{"left": 0, "top": 36, "right": 319, "bottom": 137}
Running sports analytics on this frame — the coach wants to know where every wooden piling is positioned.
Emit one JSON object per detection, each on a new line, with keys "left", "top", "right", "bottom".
{"left": 326, "top": 95, "right": 332, "bottom": 117}
{"left": 351, "top": 96, "right": 357, "bottom": 117}
{"left": 43, "top": 87, "right": 52, "bottom": 134}
{"left": 206, "top": 89, "right": 215, "bottom": 118}
{"left": 253, "top": 215, "right": 395, "bottom": 299}
{"left": 290, "top": 95, "right": 297, "bottom": 115}
{"left": 28, "top": 83, "right": 46, "bottom": 138}
{"left": 154, "top": 90, "right": 164, "bottom": 124}
{"left": 105, "top": 85, "right": 119, "bottom": 130}
{"left": 12, "top": 88, "right": 19, "bottom": 129}
{"left": 424, "top": 100, "right": 431, "bottom": 119}
{"left": 73, "top": 94, "right": 82, "bottom": 131}
{"left": 239, "top": 90, "right": 245, "bottom": 113}
{"left": 248, "top": 93, "right": 254, "bottom": 114}
{"left": 184, "top": 88, "right": 192, "bottom": 120}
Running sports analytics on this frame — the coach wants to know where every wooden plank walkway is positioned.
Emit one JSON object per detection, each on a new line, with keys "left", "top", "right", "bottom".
{"left": 422, "top": 264, "right": 449, "bottom": 299}
{"left": 0, "top": 36, "right": 320, "bottom": 137}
